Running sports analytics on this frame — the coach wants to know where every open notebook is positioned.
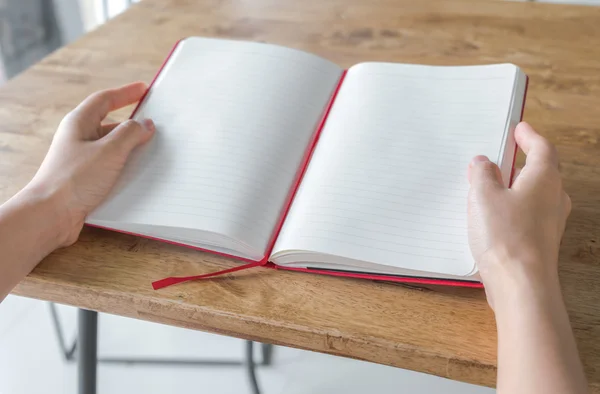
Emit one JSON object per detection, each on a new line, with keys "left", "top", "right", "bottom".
{"left": 87, "top": 37, "right": 528, "bottom": 289}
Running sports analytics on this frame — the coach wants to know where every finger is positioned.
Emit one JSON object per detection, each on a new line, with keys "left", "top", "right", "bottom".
{"left": 71, "top": 82, "right": 148, "bottom": 126}
{"left": 98, "top": 123, "right": 120, "bottom": 138}
{"left": 103, "top": 118, "right": 155, "bottom": 155}
{"left": 511, "top": 167, "right": 522, "bottom": 185}
{"left": 515, "top": 122, "right": 559, "bottom": 168}
{"left": 468, "top": 155, "right": 504, "bottom": 194}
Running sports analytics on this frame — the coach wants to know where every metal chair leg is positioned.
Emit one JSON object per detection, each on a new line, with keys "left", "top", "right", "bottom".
{"left": 245, "top": 341, "right": 260, "bottom": 394}
{"left": 48, "top": 303, "right": 272, "bottom": 394}
{"left": 49, "top": 302, "right": 77, "bottom": 360}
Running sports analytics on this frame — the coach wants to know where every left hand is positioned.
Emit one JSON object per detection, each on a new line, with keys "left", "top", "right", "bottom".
{"left": 28, "top": 82, "right": 155, "bottom": 246}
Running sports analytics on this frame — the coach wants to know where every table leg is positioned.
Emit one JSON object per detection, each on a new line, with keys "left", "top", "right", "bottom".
{"left": 261, "top": 343, "right": 273, "bottom": 366}
{"left": 77, "top": 309, "right": 98, "bottom": 394}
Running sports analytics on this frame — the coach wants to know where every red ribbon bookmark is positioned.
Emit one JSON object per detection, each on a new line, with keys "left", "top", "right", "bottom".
{"left": 151, "top": 261, "right": 264, "bottom": 290}
{"left": 149, "top": 70, "right": 348, "bottom": 291}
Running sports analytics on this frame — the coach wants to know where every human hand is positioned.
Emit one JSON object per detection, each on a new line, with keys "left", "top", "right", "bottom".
{"left": 27, "top": 82, "right": 155, "bottom": 247}
{"left": 467, "top": 122, "right": 571, "bottom": 310}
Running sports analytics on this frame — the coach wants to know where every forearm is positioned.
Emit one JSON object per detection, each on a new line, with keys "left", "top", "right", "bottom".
{"left": 0, "top": 83, "right": 153, "bottom": 302}
{"left": 493, "top": 272, "right": 587, "bottom": 394}
{"left": 0, "top": 185, "right": 67, "bottom": 301}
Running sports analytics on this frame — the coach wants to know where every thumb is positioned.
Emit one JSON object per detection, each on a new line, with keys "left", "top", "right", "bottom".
{"left": 468, "top": 155, "right": 504, "bottom": 193}
{"left": 103, "top": 118, "right": 155, "bottom": 154}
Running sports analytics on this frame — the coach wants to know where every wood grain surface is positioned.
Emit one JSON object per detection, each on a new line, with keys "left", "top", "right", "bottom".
{"left": 2, "top": 0, "right": 600, "bottom": 389}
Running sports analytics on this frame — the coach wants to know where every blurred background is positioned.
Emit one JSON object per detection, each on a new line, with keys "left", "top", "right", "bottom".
{"left": 1, "top": 0, "right": 600, "bottom": 84}
{"left": 0, "top": 0, "right": 597, "bottom": 393}
{"left": 0, "top": 0, "right": 139, "bottom": 82}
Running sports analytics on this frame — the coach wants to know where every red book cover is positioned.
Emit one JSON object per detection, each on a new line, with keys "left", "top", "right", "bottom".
{"left": 89, "top": 40, "right": 529, "bottom": 290}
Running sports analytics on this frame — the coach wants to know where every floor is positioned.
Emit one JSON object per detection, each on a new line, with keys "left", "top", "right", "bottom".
{"left": 0, "top": 295, "right": 494, "bottom": 394}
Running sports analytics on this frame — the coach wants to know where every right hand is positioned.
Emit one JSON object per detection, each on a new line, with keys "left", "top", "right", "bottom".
{"left": 467, "top": 122, "right": 571, "bottom": 310}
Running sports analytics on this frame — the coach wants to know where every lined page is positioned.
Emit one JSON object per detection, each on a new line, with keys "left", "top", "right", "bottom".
{"left": 272, "top": 63, "right": 519, "bottom": 276}
{"left": 88, "top": 37, "right": 342, "bottom": 258}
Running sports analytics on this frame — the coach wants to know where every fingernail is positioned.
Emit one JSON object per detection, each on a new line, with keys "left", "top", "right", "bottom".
{"left": 142, "top": 118, "right": 155, "bottom": 132}
{"left": 473, "top": 155, "right": 489, "bottom": 163}
{"left": 470, "top": 155, "right": 490, "bottom": 166}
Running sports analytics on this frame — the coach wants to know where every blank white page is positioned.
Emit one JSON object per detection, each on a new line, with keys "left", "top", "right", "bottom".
{"left": 272, "top": 63, "right": 523, "bottom": 276}
{"left": 88, "top": 37, "right": 342, "bottom": 259}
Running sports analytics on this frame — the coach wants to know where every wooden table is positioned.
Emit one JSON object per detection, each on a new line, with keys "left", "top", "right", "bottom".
{"left": 2, "top": 0, "right": 600, "bottom": 390}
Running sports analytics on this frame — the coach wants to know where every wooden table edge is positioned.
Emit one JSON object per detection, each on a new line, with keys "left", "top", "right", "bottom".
{"left": 14, "top": 275, "right": 498, "bottom": 387}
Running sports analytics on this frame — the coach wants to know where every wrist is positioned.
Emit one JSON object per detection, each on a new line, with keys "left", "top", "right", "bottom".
{"left": 492, "top": 276, "right": 563, "bottom": 317}
{"left": 479, "top": 249, "right": 562, "bottom": 312}
{"left": 20, "top": 181, "right": 78, "bottom": 249}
